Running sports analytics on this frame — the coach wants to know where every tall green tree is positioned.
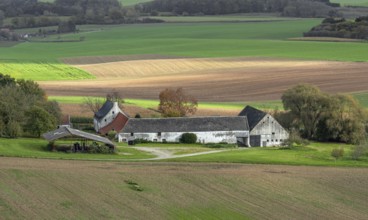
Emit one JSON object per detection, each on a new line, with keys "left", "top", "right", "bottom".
{"left": 25, "top": 106, "right": 56, "bottom": 137}
{"left": 282, "top": 84, "right": 329, "bottom": 139}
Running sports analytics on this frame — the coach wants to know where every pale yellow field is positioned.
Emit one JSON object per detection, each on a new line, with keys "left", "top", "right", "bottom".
{"left": 40, "top": 57, "right": 368, "bottom": 101}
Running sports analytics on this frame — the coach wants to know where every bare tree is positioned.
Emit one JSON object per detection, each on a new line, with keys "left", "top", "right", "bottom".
{"left": 83, "top": 97, "right": 103, "bottom": 114}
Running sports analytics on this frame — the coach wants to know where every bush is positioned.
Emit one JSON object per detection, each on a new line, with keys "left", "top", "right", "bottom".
{"left": 351, "top": 144, "right": 367, "bottom": 160}
{"left": 107, "top": 130, "right": 117, "bottom": 140}
{"left": 281, "top": 131, "right": 309, "bottom": 149}
{"left": 331, "top": 148, "right": 344, "bottom": 160}
{"left": 179, "top": 133, "right": 197, "bottom": 144}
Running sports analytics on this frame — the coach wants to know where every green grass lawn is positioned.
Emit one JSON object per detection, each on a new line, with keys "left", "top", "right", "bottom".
{"left": 168, "top": 142, "right": 368, "bottom": 167}
{"left": 0, "top": 138, "right": 154, "bottom": 160}
{"left": 146, "top": 14, "right": 297, "bottom": 22}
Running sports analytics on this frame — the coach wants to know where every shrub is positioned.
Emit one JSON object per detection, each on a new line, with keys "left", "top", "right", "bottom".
{"left": 281, "top": 131, "right": 309, "bottom": 149}
{"left": 179, "top": 133, "right": 197, "bottom": 144}
{"left": 351, "top": 143, "right": 367, "bottom": 160}
{"left": 331, "top": 148, "right": 344, "bottom": 160}
{"left": 107, "top": 130, "right": 117, "bottom": 140}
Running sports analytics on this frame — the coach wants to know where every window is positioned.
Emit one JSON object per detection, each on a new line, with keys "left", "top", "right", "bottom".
{"left": 276, "top": 139, "right": 278, "bottom": 142}
{"left": 158, "top": 132, "right": 161, "bottom": 136}
{"left": 112, "top": 111, "right": 115, "bottom": 114}
{"left": 123, "top": 138, "right": 127, "bottom": 142}
{"left": 272, "top": 132, "right": 275, "bottom": 135}
{"left": 104, "top": 119, "right": 107, "bottom": 122}
{"left": 130, "top": 133, "right": 134, "bottom": 136}
{"left": 153, "top": 139, "right": 158, "bottom": 142}
{"left": 267, "top": 140, "right": 269, "bottom": 142}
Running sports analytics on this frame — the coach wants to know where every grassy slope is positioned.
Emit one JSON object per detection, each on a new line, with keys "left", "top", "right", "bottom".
{"left": 1, "top": 158, "right": 368, "bottom": 219}
{"left": 0, "top": 138, "right": 154, "bottom": 160}
{"left": 3, "top": 19, "right": 368, "bottom": 80}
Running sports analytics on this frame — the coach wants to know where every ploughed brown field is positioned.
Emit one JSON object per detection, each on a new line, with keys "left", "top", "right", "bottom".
{"left": 1, "top": 157, "right": 368, "bottom": 219}
{"left": 40, "top": 57, "right": 368, "bottom": 102}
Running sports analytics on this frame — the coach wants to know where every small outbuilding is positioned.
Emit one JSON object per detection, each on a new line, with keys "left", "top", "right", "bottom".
{"left": 43, "top": 126, "right": 115, "bottom": 152}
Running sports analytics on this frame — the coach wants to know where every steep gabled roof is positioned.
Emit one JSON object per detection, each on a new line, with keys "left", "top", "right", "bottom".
{"left": 42, "top": 127, "right": 114, "bottom": 146}
{"left": 238, "top": 106, "right": 267, "bottom": 130}
{"left": 94, "top": 100, "right": 114, "bottom": 119}
{"left": 121, "top": 116, "right": 249, "bottom": 133}
{"left": 99, "top": 112, "right": 129, "bottom": 134}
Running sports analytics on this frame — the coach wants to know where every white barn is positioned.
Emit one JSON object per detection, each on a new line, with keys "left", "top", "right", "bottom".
{"left": 239, "top": 106, "right": 289, "bottom": 147}
{"left": 118, "top": 116, "right": 250, "bottom": 146}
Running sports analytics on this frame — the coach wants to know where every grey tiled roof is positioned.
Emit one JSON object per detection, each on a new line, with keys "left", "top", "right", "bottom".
{"left": 238, "top": 106, "right": 267, "bottom": 130}
{"left": 94, "top": 100, "right": 113, "bottom": 119}
{"left": 121, "top": 116, "right": 249, "bottom": 133}
{"left": 42, "top": 127, "right": 114, "bottom": 146}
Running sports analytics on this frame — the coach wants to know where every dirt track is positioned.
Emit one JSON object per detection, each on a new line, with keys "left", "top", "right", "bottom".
{"left": 40, "top": 57, "right": 368, "bottom": 101}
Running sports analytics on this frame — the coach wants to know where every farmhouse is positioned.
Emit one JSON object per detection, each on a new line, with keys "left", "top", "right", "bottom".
{"left": 239, "top": 106, "right": 289, "bottom": 147}
{"left": 93, "top": 100, "right": 129, "bottom": 133}
{"left": 118, "top": 117, "right": 250, "bottom": 146}
{"left": 94, "top": 100, "right": 288, "bottom": 147}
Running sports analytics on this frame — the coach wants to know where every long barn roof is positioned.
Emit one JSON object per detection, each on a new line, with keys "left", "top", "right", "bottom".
{"left": 121, "top": 116, "right": 249, "bottom": 133}
{"left": 42, "top": 127, "right": 114, "bottom": 146}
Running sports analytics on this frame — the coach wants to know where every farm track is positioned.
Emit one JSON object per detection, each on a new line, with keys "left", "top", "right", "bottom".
{"left": 40, "top": 57, "right": 368, "bottom": 101}
{"left": 1, "top": 157, "right": 368, "bottom": 219}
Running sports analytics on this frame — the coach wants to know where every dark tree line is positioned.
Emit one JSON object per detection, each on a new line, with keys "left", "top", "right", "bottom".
{"left": 304, "top": 16, "right": 368, "bottom": 39}
{"left": 139, "top": 0, "right": 339, "bottom": 17}
{"left": 0, "top": 74, "right": 61, "bottom": 138}
{"left": 0, "top": 0, "right": 154, "bottom": 29}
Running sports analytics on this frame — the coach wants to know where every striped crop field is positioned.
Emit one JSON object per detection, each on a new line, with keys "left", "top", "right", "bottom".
{"left": 0, "top": 61, "right": 94, "bottom": 81}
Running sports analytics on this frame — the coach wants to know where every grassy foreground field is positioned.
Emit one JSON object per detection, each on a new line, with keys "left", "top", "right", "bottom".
{"left": 1, "top": 157, "right": 368, "bottom": 219}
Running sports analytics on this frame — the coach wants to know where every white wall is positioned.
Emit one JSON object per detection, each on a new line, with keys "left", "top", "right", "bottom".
{"left": 118, "top": 131, "right": 249, "bottom": 144}
{"left": 251, "top": 114, "right": 289, "bottom": 147}
{"left": 94, "top": 102, "right": 122, "bottom": 132}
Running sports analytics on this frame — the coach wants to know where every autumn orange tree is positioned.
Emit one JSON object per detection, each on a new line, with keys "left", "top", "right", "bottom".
{"left": 158, "top": 88, "right": 198, "bottom": 117}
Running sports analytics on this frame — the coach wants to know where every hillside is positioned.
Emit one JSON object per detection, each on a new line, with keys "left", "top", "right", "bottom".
{"left": 1, "top": 157, "right": 368, "bottom": 219}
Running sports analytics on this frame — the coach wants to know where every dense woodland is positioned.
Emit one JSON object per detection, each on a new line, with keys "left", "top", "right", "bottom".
{"left": 140, "top": 0, "right": 339, "bottom": 17}
{"left": 304, "top": 16, "right": 368, "bottom": 39}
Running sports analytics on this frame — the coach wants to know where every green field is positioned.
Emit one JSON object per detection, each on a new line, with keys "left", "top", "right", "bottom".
{"left": 0, "top": 61, "right": 94, "bottom": 81}
{"left": 3, "top": 19, "right": 368, "bottom": 80}
{"left": 146, "top": 14, "right": 297, "bottom": 22}
{"left": 48, "top": 92, "right": 368, "bottom": 111}
{"left": 331, "top": 0, "right": 368, "bottom": 6}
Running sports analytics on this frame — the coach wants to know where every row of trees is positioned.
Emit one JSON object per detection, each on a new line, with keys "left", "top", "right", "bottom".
{"left": 0, "top": 74, "right": 61, "bottom": 138}
{"left": 0, "top": 0, "right": 151, "bottom": 29}
{"left": 304, "top": 16, "right": 368, "bottom": 40}
{"left": 277, "top": 84, "right": 367, "bottom": 144}
{"left": 140, "top": 0, "right": 338, "bottom": 17}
